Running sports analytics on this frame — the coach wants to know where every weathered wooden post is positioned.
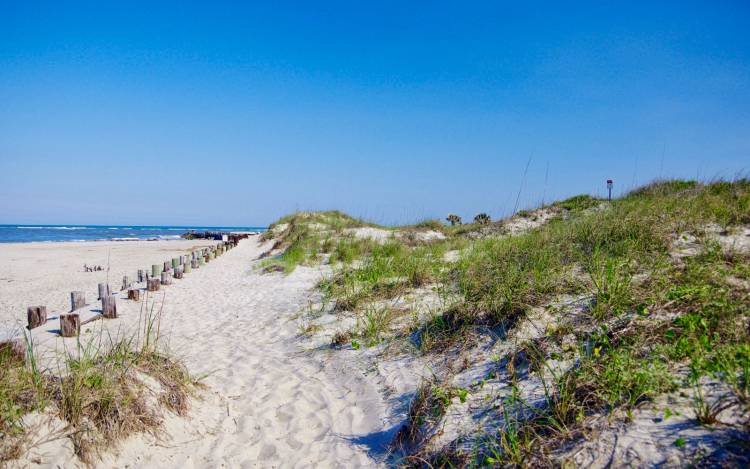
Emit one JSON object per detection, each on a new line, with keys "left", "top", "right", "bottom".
{"left": 27, "top": 306, "right": 47, "bottom": 329}
{"left": 147, "top": 278, "right": 160, "bottom": 291}
{"left": 163, "top": 261, "right": 171, "bottom": 273}
{"left": 127, "top": 288, "right": 140, "bottom": 301}
{"left": 183, "top": 262, "right": 192, "bottom": 273}
{"left": 122, "top": 276, "right": 131, "bottom": 291}
{"left": 101, "top": 294, "right": 117, "bottom": 319}
{"left": 174, "top": 266, "right": 184, "bottom": 279}
{"left": 152, "top": 264, "right": 162, "bottom": 277}
{"left": 97, "top": 283, "right": 111, "bottom": 300}
{"left": 199, "top": 257, "right": 205, "bottom": 266}
{"left": 70, "top": 291, "right": 85, "bottom": 311}
{"left": 60, "top": 313, "right": 80, "bottom": 337}
{"left": 160, "top": 272, "right": 172, "bottom": 285}
{"left": 172, "top": 257, "right": 180, "bottom": 269}
{"left": 137, "top": 269, "right": 145, "bottom": 283}
{"left": 179, "top": 255, "right": 185, "bottom": 265}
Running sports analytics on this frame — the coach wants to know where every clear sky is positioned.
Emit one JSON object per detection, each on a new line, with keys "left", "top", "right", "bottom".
{"left": 1, "top": 1, "right": 748, "bottom": 226}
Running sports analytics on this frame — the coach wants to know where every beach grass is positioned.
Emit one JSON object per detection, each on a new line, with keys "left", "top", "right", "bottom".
{"left": 0, "top": 300, "right": 197, "bottom": 464}
{"left": 265, "top": 178, "right": 750, "bottom": 465}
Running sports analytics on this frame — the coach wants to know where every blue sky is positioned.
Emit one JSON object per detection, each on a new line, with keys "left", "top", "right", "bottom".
{"left": 1, "top": 1, "right": 748, "bottom": 226}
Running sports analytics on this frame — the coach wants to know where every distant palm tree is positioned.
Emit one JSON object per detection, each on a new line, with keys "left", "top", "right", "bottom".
{"left": 446, "top": 214, "right": 462, "bottom": 226}
{"left": 473, "top": 213, "right": 491, "bottom": 224}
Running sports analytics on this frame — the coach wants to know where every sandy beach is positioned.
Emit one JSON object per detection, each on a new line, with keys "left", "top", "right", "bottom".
{"left": 1, "top": 238, "right": 390, "bottom": 468}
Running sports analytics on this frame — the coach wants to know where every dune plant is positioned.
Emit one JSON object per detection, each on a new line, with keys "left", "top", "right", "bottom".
{"left": 446, "top": 214, "right": 462, "bottom": 226}
{"left": 473, "top": 213, "right": 491, "bottom": 224}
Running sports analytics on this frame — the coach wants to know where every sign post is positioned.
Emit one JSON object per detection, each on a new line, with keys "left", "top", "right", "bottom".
{"left": 607, "top": 179, "right": 613, "bottom": 202}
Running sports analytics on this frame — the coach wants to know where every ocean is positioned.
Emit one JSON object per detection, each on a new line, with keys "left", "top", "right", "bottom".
{"left": 0, "top": 225, "right": 266, "bottom": 243}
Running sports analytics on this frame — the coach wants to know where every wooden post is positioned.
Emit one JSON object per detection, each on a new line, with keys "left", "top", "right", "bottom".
{"left": 199, "top": 257, "right": 205, "bottom": 266}
{"left": 152, "top": 264, "right": 162, "bottom": 277}
{"left": 60, "top": 313, "right": 80, "bottom": 337}
{"left": 70, "top": 291, "right": 85, "bottom": 311}
{"left": 179, "top": 255, "right": 185, "bottom": 265}
{"left": 127, "top": 288, "right": 140, "bottom": 301}
{"left": 122, "top": 276, "right": 131, "bottom": 291}
{"left": 97, "top": 283, "right": 111, "bottom": 300}
{"left": 173, "top": 266, "right": 183, "bottom": 279}
{"left": 160, "top": 272, "right": 172, "bottom": 285}
{"left": 192, "top": 259, "right": 199, "bottom": 269}
{"left": 137, "top": 269, "right": 145, "bottom": 283}
{"left": 163, "top": 261, "right": 171, "bottom": 273}
{"left": 183, "top": 262, "right": 191, "bottom": 273}
{"left": 27, "top": 306, "right": 47, "bottom": 329}
{"left": 101, "top": 294, "right": 117, "bottom": 319}
{"left": 172, "top": 257, "right": 180, "bottom": 269}
{"left": 147, "top": 278, "right": 160, "bottom": 291}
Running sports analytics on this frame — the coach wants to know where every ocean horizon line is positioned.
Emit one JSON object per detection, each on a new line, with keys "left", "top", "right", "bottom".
{"left": 0, "top": 224, "right": 267, "bottom": 244}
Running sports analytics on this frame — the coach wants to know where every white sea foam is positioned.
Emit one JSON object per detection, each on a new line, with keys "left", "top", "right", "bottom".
{"left": 17, "top": 226, "right": 90, "bottom": 230}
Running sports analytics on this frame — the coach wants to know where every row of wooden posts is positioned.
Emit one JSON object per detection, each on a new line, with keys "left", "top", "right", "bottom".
{"left": 26, "top": 241, "right": 238, "bottom": 337}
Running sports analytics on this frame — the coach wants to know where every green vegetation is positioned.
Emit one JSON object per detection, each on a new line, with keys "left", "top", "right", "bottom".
{"left": 260, "top": 210, "right": 378, "bottom": 272}
{"left": 0, "top": 305, "right": 197, "bottom": 464}
{"left": 473, "top": 213, "right": 491, "bottom": 224}
{"left": 320, "top": 240, "right": 447, "bottom": 313}
{"left": 262, "top": 180, "right": 749, "bottom": 465}
{"left": 446, "top": 214, "right": 462, "bottom": 226}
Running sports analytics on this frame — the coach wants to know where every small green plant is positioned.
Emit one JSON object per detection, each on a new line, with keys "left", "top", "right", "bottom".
{"left": 446, "top": 214, "right": 462, "bottom": 226}
{"left": 357, "top": 306, "right": 393, "bottom": 346}
{"left": 586, "top": 248, "right": 633, "bottom": 319}
{"left": 473, "top": 213, "right": 491, "bottom": 224}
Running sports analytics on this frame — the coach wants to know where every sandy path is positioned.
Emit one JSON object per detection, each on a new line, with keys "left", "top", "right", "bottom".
{"left": 11, "top": 239, "right": 388, "bottom": 468}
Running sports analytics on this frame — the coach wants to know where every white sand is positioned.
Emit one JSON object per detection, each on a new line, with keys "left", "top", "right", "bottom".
{"left": 0, "top": 240, "right": 217, "bottom": 331}
{"left": 1, "top": 239, "right": 389, "bottom": 468}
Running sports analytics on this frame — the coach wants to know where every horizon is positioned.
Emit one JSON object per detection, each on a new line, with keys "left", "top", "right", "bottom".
{"left": 1, "top": 2, "right": 748, "bottom": 226}
{"left": 0, "top": 176, "right": 747, "bottom": 228}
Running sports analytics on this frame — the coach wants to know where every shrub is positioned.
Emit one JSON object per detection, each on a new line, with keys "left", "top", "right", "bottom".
{"left": 473, "top": 213, "right": 491, "bottom": 225}
{"left": 446, "top": 214, "right": 462, "bottom": 226}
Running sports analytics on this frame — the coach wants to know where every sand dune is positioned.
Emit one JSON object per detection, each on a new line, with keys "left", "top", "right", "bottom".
{"left": 2, "top": 239, "right": 390, "bottom": 468}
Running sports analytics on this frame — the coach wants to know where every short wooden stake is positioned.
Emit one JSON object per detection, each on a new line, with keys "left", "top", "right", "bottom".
{"left": 147, "top": 278, "right": 160, "bottom": 292}
{"left": 174, "top": 266, "right": 183, "bottom": 279}
{"left": 137, "top": 269, "right": 145, "bottom": 283}
{"left": 183, "top": 262, "right": 192, "bottom": 273}
{"left": 152, "top": 264, "right": 162, "bottom": 277}
{"left": 70, "top": 291, "right": 85, "bottom": 311}
{"left": 97, "top": 283, "right": 111, "bottom": 300}
{"left": 160, "top": 272, "right": 172, "bottom": 285}
{"left": 192, "top": 259, "right": 199, "bottom": 269}
{"left": 172, "top": 257, "right": 180, "bottom": 269}
{"left": 127, "top": 288, "right": 140, "bottom": 301}
{"left": 27, "top": 306, "right": 47, "bottom": 329}
{"left": 122, "top": 276, "right": 131, "bottom": 291}
{"left": 60, "top": 313, "right": 80, "bottom": 337}
{"left": 101, "top": 294, "right": 117, "bottom": 319}
{"left": 163, "top": 261, "right": 171, "bottom": 273}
